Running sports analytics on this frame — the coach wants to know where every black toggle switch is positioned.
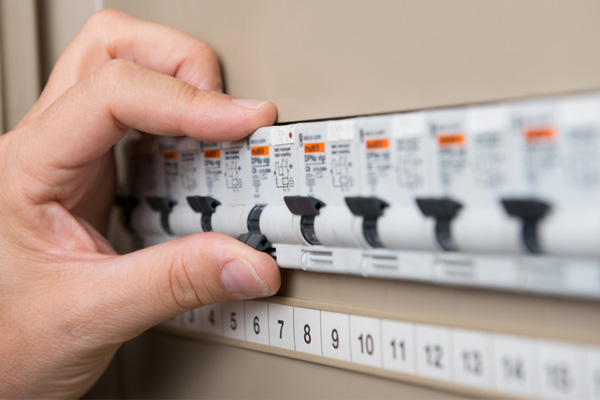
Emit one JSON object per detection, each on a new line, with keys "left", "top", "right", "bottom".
{"left": 284, "top": 196, "right": 326, "bottom": 245}
{"left": 237, "top": 204, "right": 272, "bottom": 252}
{"left": 187, "top": 196, "right": 221, "bottom": 232}
{"left": 501, "top": 198, "right": 551, "bottom": 254}
{"left": 344, "top": 196, "right": 389, "bottom": 248}
{"left": 415, "top": 197, "right": 462, "bottom": 251}
{"left": 116, "top": 196, "right": 139, "bottom": 233}
{"left": 146, "top": 196, "right": 177, "bottom": 235}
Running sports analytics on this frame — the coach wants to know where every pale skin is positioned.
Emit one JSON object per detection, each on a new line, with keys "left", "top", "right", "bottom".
{"left": 0, "top": 9, "right": 281, "bottom": 398}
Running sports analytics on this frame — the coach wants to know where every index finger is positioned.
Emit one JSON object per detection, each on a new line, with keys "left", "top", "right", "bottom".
{"left": 10, "top": 59, "right": 275, "bottom": 207}
{"left": 20, "top": 9, "right": 223, "bottom": 127}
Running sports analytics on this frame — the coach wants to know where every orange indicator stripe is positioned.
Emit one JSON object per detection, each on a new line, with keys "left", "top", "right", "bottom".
{"left": 438, "top": 133, "right": 465, "bottom": 146}
{"left": 305, "top": 142, "right": 325, "bottom": 153}
{"left": 366, "top": 138, "right": 390, "bottom": 150}
{"left": 526, "top": 127, "right": 555, "bottom": 142}
{"left": 204, "top": 149, "right": 221, "bottom": 159}
{"left": 162, "top": 150, "right": 178, "bottom": 160}
{"left": 251, "top": 146, "right": 269, "bottom": 156}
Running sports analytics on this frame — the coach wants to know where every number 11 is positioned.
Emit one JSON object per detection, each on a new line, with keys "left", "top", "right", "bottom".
{"left": 390, "top": 339, "right": 406, "bottom": 361}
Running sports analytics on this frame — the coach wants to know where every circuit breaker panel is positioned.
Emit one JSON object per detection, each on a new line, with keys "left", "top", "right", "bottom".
{"left": 120, "top": 92, "right": 600, "bottom": 300}
{"left": 116, "top": 93, "right": 600, "bottom": 399}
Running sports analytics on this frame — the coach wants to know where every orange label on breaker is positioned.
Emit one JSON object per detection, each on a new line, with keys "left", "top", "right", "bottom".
{"left": 162, "top": 150, "right": 178, "bottom": 160}
{"left": 304, "top": 142, "right": 325, "bottom": 153}
{"left": 438, "top": 133, "right": 465, "bottom": 147}
{"left": 366, "top": 138, "right": 390, "bottom": 150}
{"left": 251, "top": 146, "right": 269, "bottom": 156}
{"left": 526, "top": 127, "right": 555, "bottom": 142}
{"left": 204, "top": 149, "right": 221, "bottom": 159}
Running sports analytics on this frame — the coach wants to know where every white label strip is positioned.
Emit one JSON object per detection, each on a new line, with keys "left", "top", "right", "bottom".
{"left": 162, "top": 300, "right": 599, "bottom": 399}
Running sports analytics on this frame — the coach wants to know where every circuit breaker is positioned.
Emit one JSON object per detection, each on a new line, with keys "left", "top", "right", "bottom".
{"left": 120, "top": 92, "right": 600, "bottom": 300}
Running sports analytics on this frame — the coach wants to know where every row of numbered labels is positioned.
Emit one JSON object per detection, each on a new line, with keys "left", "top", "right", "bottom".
{"left": 163, "top": 300, "right": 600, "bottom": 399}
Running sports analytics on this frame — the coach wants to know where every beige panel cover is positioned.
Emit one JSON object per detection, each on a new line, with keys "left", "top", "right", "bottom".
{"left": 106, "top": 0, "right": 600, "bottom": 122}
{"left": 116, "top": 331, "right": 467, "bottom": 399}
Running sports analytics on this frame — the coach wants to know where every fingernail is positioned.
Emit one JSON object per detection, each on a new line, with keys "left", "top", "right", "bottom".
{"left": 232, "top": 98, "right": 270, "bottom": 109}
{"left": 221, "top": 259, "right": 268, "bottom": 296}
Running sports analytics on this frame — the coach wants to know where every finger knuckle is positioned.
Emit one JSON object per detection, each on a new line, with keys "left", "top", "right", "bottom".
{"left": 163, "top": 242, "right": 217, "bottom": 310}
{"left": 82, "top": 8, "right": 125, "bottom": 34}
{"left": 90, "top": 59, "right": 138, "bottom": 95}
{"left": 192, "top": 40, "right": 218, "bottom": 61}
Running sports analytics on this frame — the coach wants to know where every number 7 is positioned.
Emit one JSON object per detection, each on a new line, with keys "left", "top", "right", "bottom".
{"left": 278, "top": 320, "right": 284, "bottom": 339}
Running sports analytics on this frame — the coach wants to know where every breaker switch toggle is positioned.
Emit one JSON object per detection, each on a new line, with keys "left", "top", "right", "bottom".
{"left": 345, "top": 196, "right": 389, "bottom": 248}
{"left": 187, "top": 196, "right": 221, "bottom": 232}
{"left": 237, "top": 204, "right": 272, "bottom": 252}
{"left": 416, "top": 197, "right": 462, "bottom": 251}
{"left": 284, "top": 196, "right": 326, "bottom": 245}
{"left": 116, "top": 196, "right": 139, "bottom": 234}
{"left": 501, "top": 198, "right": 551, "bottom": 254}
{"left": 146, "top": 196, "right": 177, "bottom": 235}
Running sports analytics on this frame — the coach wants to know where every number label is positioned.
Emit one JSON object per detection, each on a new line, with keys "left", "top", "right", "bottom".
{"left": 230, "top": 312, "right": 237, "bottom": 330}
{"left": 222, "top": 301, "right": 245, "bottom": 340}
{"left": 268, "top": 303, "right": 294, "bottom": 349}
{"left": 253, "top": 316, "right": 260, "bottom": 335}
{"left": 381, "top": 320, "right": 415, "bottom": 374}
{"left": 452, "top": 330, "right": 491, "bottom": 389}
{"left": 358, "top": 333, "right": 374, "bottom": 355}
{"left": 502, "top": 357, "right": 525, "bottom": 381}
{"left": 350, "top": 315, "right": 382, "bottom": 367}
{"left": 539, "top": 342, "right": 581, "bottom": 398}
{"left": 462, "top": 350, "right": 482, "bottom": 375}
{"left": 304, "top": 324, "right": 312, "bottom": 344}
{"left": 416, "top": 325, "right": 451, "bottom": 381}
{"left": 208, "top": 309, "right": 215, "bottom": 326}
{"left": 181, "top": 309, "right": 199, "bottom": 331}
{"left": 425, "top": 344, "right": 444, "bottom": 368}
{"left": 492, "top": 335, "right": 534, "bottom": 397}
{"left": 244, "top": 301, "right": 269, "bottom": 345}
{"left": 545, "top": 363, "right": 572, "bottom": 393}
{"left": 332, "top": 329, "right": 339, "bottom": 349}
{"left": 201, "top": 304, "right": 222, "bottom": 336}
{"left": 391, "top": 339, "right": 406, "bottom": 361}
{"left": 320, "top": 311, "right": 351, "bottom": 361}
{"left": 278, "top": 320, "right": 284, "bottom": 338}
{"left": 294, "top": 307, "right": 322, "bottom": 355}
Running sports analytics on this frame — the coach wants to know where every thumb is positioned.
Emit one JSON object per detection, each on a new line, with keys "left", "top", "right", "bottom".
{"left": 84, "top": 232, "right": 280, "bottom": 343}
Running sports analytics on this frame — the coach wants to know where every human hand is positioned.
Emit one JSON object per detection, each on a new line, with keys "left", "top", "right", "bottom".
{"left": 0, "top": 9, "right": 280, "bottom": 398}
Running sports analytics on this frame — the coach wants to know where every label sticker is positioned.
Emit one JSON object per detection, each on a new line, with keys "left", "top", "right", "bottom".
{"left": 204, "top": 149, "right": 221, "bottom": 159}
{"left": 251, "top": 146, "right": 269, "bottom": 156}
{"left": 305, "top": 142, "right": 326, "bottom": 153}
{"left": 366, "top": 138, "right": 390, "bottom": 150}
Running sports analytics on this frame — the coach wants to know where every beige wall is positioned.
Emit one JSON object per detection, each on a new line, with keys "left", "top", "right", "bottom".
{"left": 37, "top": 0, "right": 98, "bottom": 83}
{"left": 108, "top": 0, "right": 600, "bottom": 122}
{"left": 0, "top": 0, "right": 41, "bottom": 131}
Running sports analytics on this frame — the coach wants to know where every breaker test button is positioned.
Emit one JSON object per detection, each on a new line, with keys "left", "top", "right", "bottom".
{"left": 237, "top": 204, "right": 272, "bottom": 252}
{"left": 415, "top": 198, "right": 462, "bottom": 251}
{"left": 501, "top": 198, "right": 551, "bottom": 254}
{"left": 284, "top": 196, "right": 326, "bottom": 245}
{"left": 146, "top": 196, "right": 177, "bottom": 235}
{"left": 186, "top": 196, "right": 221, "bottom": 233}
{"left": 344, "top": 196, "right": 389, "bottom": 248}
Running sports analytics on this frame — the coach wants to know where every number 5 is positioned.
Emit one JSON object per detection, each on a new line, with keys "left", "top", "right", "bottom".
{"left": 230, "top": 312, "right": 237, "bottom": 330}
